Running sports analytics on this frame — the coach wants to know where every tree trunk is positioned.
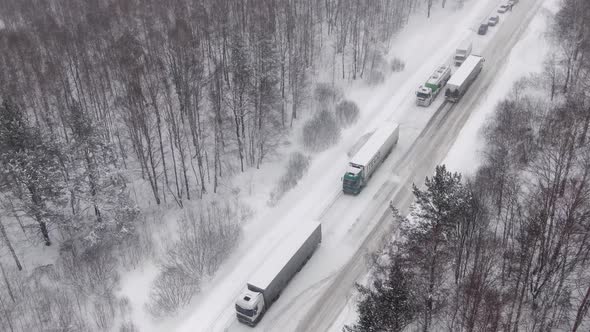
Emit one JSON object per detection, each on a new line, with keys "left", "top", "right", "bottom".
{"left": 0, "top": 218, "right": 21, "bottom": 271}
{"left": 572, "top": 282, "right": 590, "bottom": 332}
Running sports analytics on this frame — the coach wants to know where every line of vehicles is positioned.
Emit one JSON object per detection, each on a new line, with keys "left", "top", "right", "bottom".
{"left": 340, "top": 45, "right": 485, "bottom": 196}
{"left": 234, "top": 4, "right": 504, "bottom": 327}
{"left": 235, "top": 53, "right": 484, "bottom": 329}
{"left": 480, "top": 0, "right": 519, "bottom": 35}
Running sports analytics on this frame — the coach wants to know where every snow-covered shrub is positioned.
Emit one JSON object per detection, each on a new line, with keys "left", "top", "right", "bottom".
{"left": 313, "top": 82, "right": 342, "bottom": 109}
{"left": 119, "top": 321, "right": 139, "bottom": 332}
{"left": 119, "top": 214, "right": 156, "bottom": 269}
{"left": 365, "top": 50, "right": 388, "bottom": 86}
{"left": 390, "top": 57, "right": 405, "bottom": 72}
{"left": 336, "top": 100, "right": 360, "bottom": 127}
{"left": 60, "top": 245, "right": 120, "bottom": 299}
{"left": 366, "top": 70, "right": 386, "bottom": 86}
{"left": 0, "top": 264, "right": 93, "bottom": 332}
{"left": 92, "top": 297, "right": 119, "bottom": 330}
{"left": 268, "top": 152, "right": 310, "bottom": 206}
{"left": 146, "top": 266, "right": 197, "bottom": 317}
{"left": 302, "top": 109, "right": 341, "bottom": 152}
{"left": 166, "top": 204, "right": 240, "bottom": 275}
{"left": 147, "top": 200, "right": 242, "bottom": 317}
{"left": 117, "top": 296, "right": 134, "bottom": 323}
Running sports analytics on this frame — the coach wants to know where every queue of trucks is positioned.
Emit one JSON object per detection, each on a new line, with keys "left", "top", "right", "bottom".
{"left": 235, "top": 32, "right": 487, "bottom": 328}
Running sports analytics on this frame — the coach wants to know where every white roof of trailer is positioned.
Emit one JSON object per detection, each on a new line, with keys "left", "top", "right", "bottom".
{"left": 350, "top": 122, "right": 399, "bottom": 167}
{"left": 447, "top": 55, "right": 482, "bottom": 88}
{"left": 248, "top": 220, "right": 320, "bottom": 290}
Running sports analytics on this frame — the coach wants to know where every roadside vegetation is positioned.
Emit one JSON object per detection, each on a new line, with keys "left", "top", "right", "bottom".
{"left": 347, "top": 0, "right": 590, "bottom": 330}
{"left": 0, "top": 0, "right": 426, "bottom": 330}
{"left": 268, "top": 152, "right": 311, "bottom": 206}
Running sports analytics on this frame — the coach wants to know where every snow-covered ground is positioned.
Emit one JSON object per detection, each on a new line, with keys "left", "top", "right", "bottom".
{"left": 116, "top": 0, "right": 551, "bottom": 331}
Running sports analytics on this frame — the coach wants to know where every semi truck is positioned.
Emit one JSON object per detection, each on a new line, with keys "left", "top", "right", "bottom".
{"left": 416, "top": 65, "right": 452, "bottom": 107}
{"left": 454, "top": 40, "right": 472, "bottom": 66}
{"left": 235, "top": 221, "right": 322, "bottom": 326}
{"left": 445, "top": 55, "right": 485, "bottom": 103}
{"left": 342, "top": 122, "right": 399, "bottom": 195}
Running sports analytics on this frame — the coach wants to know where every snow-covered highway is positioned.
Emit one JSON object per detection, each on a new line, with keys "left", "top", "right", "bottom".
{"left": 174, "top": 0, "right": 546, "bottom": 331}
{"left": 296, "top": 0, "right": 546, "bottom": 330}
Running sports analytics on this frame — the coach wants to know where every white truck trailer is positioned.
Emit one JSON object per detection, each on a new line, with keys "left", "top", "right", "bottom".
{"left": 342, "top": 122, "right": 399, "bottom": 195}
{"left": 454, "top": 40, "right": 472, "bottom": 66}
{"left": 416, "top": 65, "right": 452, "bottom": 107}
{"left": 445, "top": 55, "right": 485, "bottom": 103}
{"left": 235, "top": 221, "right": 322, "bottom": 326}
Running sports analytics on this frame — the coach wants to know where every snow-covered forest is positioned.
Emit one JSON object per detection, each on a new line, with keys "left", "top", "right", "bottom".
{"left": 347, "top": 0, "right": 590, "bottom": 330}
{"left": 0, "top": 0, "right": 431, "bottom": 331}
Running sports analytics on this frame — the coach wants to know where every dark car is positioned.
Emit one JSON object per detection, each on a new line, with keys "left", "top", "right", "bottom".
{"left": 488, "top": 15, "right": 499, "bottom": 26}
{"left": 478, "top": 23, "right": 489, "bottom": 35}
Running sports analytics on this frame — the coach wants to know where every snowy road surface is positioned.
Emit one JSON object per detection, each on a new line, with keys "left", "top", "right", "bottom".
{"left": 174, "top": 0, "right": 545, "bottom": 331}
{"left": 297, "top": 0, "right": 546, "bottom": 331}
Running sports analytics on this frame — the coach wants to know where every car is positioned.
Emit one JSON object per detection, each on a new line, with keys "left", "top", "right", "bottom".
{"left": 488, "top": 15, "right": 499, "bottom": 26}
{"left": 478, "top": 23, "right": 489, "bottom": 35}
{"left": 498, "top": 4, "right": 509, "bottom": 13}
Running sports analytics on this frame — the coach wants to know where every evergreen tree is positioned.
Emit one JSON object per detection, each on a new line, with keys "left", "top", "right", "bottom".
{"left": 0, "top": 98, "right": 66, "bottom": 245}
{"left": 66, "top": 102, "right": 137, "bottom": 251}
{"left": 402, "top": 164, "right": 470, "bottom": 331}
{"left": 345, "top": 258, "right": 417, "bottom": 332}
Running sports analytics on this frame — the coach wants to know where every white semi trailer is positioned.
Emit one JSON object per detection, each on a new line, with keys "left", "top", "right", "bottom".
{"left": 235, "top": 221, "right": 322, "bottom": 326}
{"left": 445, "top": 55, "right": 485, "bottom": 103}
{"left": 416, "top": 65, "right": 452, "bottom": 107}
{"left": 342, "top": 122, "right": 400, "bottom": 195}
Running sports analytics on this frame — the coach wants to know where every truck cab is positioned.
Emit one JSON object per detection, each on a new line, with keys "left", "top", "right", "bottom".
{"left": 416, "top": 65, "right": 451, "bottom": 107}
{"left": 342, "top": 163, "right": 364, "bottom": 195}
{"left": 235, "top": 289, "right": 265, "bottom": 326}
{"left": 416, "top": 85, "right": 433, "bottom": 106}
{"left": 454, "top": 41, "right": 472, "bottom": 66}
